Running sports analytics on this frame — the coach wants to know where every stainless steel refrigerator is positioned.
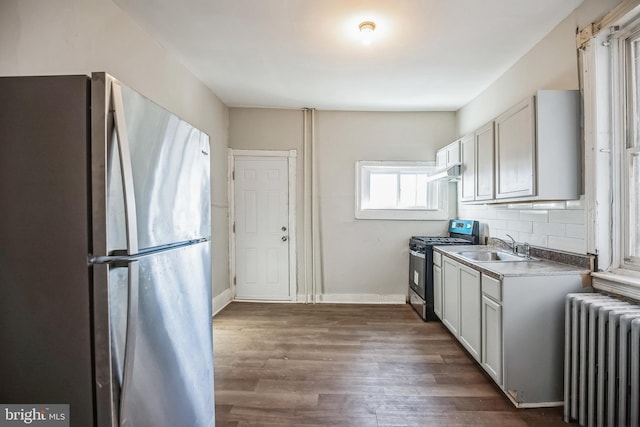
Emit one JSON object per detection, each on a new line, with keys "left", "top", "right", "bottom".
{"left": 0, "top": 73, "right": 215, "bottom": 426}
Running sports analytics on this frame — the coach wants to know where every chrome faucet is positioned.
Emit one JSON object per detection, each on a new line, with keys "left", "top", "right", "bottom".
{"left": 505, "top": 234, "right": 517, "bottom": 253}
{"left": 494, "top": 234, "right": 532, "bottom": 258}
{"left": 523, "top": 242, "right": 531, "bottom": 258}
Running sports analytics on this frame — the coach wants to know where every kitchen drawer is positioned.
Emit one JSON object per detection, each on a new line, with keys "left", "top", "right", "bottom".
{"left": 433, "top": 251, "right": 442, "bottom": 267}
{"left": 482, "top": 274, "right": 502, "bottom": 302}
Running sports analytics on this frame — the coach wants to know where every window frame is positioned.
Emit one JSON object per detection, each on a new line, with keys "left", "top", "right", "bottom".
{"left": 354, "top": 160, "right": 453, "bottom": 220}
{"left": 613, "top": 20, "right": 640, "bottom": 271}
{"left": 623, "top": 26, "right": 640, "bottom": 269}
{"left": 581, "top": 3, "right": 640, "bottom": 298}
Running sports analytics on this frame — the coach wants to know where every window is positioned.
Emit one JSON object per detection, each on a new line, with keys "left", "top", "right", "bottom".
{"left": 355, "top": 161, "right": 452, "bottom": 220}
{"left": 584, "top": 8, "right": 640, "bottom": 276}
{"left": 577, "top": 5, "right": 640, "bottom": 296}
{"left": 624, "top": 24, "right": 640, "bottom": 269}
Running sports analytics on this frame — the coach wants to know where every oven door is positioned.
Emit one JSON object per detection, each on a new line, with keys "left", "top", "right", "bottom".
{"left": 409, "top": 249, "right": 426, "bottom": 299}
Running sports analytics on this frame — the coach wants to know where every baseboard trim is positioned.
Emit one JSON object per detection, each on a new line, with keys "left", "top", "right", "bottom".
{"left": 218, "top": 292, "right": 408, "bottom": 306}
{"left": 212, "top": 288, "right": 233, "bottom": 317}
{"left": 312, "top": 293, "right": 407, "bottom": 304}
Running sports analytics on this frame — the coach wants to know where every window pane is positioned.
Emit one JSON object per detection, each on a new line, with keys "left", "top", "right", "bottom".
{"left": 629, "top": 153, "right": 640, "bottom": 259}
{"left": 399, "top": 174, "right": 418, "bottom": 207}
{"left": 369, "top": 173, "right": 397, "bottom": 208}
{"left": 416, "top": 174, "right": 428, "bottom": 207}
{"left": 355, "top": 161, "right": 449, "bottom": 220}
{"left": 399, "top": 173, "right": 430, "bottom": 208}
{"left": 426, "top": 180, "right": 439, "bottom": 209}
{"left": 633, "top": 39, "right": 640, "bottom": 148}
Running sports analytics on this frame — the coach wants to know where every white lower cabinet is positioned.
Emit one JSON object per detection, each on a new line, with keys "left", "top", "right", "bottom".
{"left": 459, "top": 265, "right": 481, "bottom": 361}
{"left": 441, "top": 256, "right": 481, "bottom": 362}
{"left": 481, "top": 294, "right": 503, "bottom": 385}
{"left": 442, "top": 256, "right": 460, "bottom": 335}
{"left": 439, "top": 250, "right": 586, "bottom": 407}
{"left": 433, "top": 263, "right": 443, "bottom": 319}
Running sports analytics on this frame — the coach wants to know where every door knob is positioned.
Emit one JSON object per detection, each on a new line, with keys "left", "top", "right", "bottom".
{"left": 281, "top": 235, "right": 288, "bottom": 242}
{"left": 281, "top": 226, "right": 287, "bottom": 232}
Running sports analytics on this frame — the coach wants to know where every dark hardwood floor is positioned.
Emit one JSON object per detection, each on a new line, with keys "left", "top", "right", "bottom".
{"left": 213, "top": 302, "right": 574, "bottom": 426}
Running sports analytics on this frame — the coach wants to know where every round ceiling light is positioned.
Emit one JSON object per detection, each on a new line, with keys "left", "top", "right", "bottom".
{"left": 358, "top": 21, "right": 376, "bottom": 45}
{"left": 359, "top": 21, "right": 376, "bottom": 33}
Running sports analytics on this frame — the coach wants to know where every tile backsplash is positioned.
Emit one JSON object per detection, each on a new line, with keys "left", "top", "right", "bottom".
{"left": 458, "top": 196, "right": 587, "bottom": 254}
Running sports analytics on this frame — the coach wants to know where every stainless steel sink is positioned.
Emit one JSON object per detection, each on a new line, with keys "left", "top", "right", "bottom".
{"left": 455, "top": 250, "right": 537, "bottom": 262}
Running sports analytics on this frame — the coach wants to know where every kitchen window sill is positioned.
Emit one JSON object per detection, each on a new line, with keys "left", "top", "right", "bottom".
{"left": 591, "top": 270, "right": 640, "bottom": 301}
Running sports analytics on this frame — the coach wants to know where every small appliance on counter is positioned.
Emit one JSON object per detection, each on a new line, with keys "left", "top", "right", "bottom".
{"left": 408, "top": 219, "right": 479, "bottom": 321}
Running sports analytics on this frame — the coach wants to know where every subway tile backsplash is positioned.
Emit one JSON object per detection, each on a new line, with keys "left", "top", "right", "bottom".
{"left": 458, "top": 196, "right": 587, "bottom": 254}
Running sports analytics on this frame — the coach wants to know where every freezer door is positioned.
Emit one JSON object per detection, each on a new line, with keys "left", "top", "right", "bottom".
{"left": 92, "top": 73, "right": 211, "bottom": 256}
{"left": 111, "top": 241, "right": 214, "bottom": 427}
{"left": 122, "top": 83, "right": 211, "bottom": 249}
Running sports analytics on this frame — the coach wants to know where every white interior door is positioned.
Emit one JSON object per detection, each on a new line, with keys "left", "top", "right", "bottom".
{"left": 234, "top": 156, "right": 290, "bottom": 300}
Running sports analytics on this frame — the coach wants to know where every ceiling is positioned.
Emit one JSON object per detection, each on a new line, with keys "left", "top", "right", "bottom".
{"left": 113, "top": 0, "right": 583, "bottom": 111}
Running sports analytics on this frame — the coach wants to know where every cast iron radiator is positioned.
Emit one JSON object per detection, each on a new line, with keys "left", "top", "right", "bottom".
{"left": 564, "top": 293, "right": 640, "bottom": 426}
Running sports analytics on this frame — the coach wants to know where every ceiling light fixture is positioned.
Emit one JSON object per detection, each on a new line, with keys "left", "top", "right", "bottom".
{"left": 358, "top": 21, "right": 376, "bottom": 45}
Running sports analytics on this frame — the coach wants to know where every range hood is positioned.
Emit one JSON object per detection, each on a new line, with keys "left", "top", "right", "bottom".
{"left": 426, "top": 163, "right": 461, "bottom": 182}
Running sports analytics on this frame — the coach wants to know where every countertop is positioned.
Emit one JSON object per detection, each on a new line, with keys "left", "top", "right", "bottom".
{"left": 434, "top": 245, "right": 592, "bottom": 280}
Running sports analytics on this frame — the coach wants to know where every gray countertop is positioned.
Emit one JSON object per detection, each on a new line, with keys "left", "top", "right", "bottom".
{"left": 434, "top": 245, "right": 592, "bottom": 280}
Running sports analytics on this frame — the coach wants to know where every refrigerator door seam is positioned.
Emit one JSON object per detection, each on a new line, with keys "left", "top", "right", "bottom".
{"left": 118, "top": 261, "right": 140, "bottom": 427}
{"left": 110, "top": 81, "right": 141, "bottom": 426}
{"left": 111, "top": 82, "right": 139, "bottom": 256}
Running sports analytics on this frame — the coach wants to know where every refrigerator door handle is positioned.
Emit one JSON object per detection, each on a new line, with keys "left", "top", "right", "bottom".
{"left": 119, "top": 260, "right": 139, "bottom": 426}
{"left": 111, "top": 82, "right": 139, "bottom": 255}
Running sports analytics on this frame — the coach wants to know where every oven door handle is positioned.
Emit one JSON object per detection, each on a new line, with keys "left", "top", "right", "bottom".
{"left": 410, "top": 250, "right": 426, "bottom": 259}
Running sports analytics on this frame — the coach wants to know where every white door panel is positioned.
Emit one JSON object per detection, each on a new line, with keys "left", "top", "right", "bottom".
{"left": 234, "top": 157, "right": 289, "bottom": 300}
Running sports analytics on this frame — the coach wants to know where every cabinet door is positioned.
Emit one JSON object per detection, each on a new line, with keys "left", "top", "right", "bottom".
{"left": 495, "top": 96, "right": 535, "bottom": 199}
{"left": 459, "top": 265, "right": 481, "bottom": 361}
{"left": 442, "top": 257, "right": 460, "bottom": 335}
{"left": 436, "top": 149, "right": 447, "bottom": 170}
{"left": 433, "top": 264, "right": 442, "bottom": 319}
{"left": 459, "top": 134, "right": 475, "bottom": 201}
{"left": 482, "top": 295, "right": 503, "bottom": 385}
{"left": 475, "top": 121, "right": 494, "bottom": 201}
{"left": 446, "top": 140, "right": 461, "bottom": 167}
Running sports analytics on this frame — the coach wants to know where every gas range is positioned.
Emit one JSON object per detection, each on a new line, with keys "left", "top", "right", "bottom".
{"left": 408, "top": 219, "right": 480, "bottom": 321}
{"left": 409, "top": 236, "right": 475, "bottom": 252}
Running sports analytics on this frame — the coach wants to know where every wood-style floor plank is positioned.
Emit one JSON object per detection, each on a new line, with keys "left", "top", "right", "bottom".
{"left": 213, "top": 302, "right": 574, "bottom": 426}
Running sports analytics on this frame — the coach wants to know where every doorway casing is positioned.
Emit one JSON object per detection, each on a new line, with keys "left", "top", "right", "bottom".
{"left": 228, "top": 149, "right": 297, "bottom": 301}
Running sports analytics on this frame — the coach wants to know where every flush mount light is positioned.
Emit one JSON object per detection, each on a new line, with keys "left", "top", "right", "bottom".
{"left": 359, "top": 21, "right": 376, "bottom": 33}
{"left": 358, "top": 21, "right": 376, "bottom": 45}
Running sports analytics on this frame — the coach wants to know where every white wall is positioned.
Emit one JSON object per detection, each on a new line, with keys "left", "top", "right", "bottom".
{"left": 455, "top": 0, "right": 622, "bottom": 254}
{"left": 457, "top": 0, "right": 621, "bottom": 135}
{"left": 0, "top": 0, "right": 230, "bottom": 299}
{"left": 315, "top": 111, "right": 456, "bottom": 301}
{"left": 229, "top": 109, "right": 457, "bottom": 301}
{"left": 228, "top": 108, "right": 305, "bottom": 292}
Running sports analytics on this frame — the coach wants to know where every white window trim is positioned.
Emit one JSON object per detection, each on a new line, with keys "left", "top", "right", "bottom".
{"left": 582, "top": 2, "right": 640, "bottom": 295}
{"left": 354, "top": 160, "right": 454, "bottom": 220}
{"left": 621, "top": 24, "right": 640, "bottom": 270}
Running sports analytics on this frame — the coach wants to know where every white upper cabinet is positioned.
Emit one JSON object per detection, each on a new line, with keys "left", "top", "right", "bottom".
{"left": 436, "top": 149, "right": 447, "bottom": 170}
{"left": 459, "top": 133, "right": 475, "bottom": 202}
{"left": 495, "top": 97, "right": 535, "bottom": 199}
{"left": 475, "top": 121, "right": 495, "bottom": 201}
{"left": 436, "top": 139, "right": 461, "bottom": 170}
{"left": 494, "top": 90, "right": 580, "bottom": 202}
{"left": 460, "top": 89, "right": 580, "bottom": 204}
{"left": 459, "top": 122, "right": 493, "bottom": 202}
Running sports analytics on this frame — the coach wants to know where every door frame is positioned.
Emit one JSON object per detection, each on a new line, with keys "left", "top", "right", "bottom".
{"left": 228, "top": 149, "right": 297, "bottom": 301}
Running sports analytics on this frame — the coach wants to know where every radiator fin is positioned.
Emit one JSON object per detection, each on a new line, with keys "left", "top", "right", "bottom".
{"left": 565, "top": 293, "right": 640, "bottom": 427}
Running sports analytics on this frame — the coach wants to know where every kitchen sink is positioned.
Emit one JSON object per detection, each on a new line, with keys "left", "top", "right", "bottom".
{"left": 455, "top": 250, "right": 537, "bottom": 262}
